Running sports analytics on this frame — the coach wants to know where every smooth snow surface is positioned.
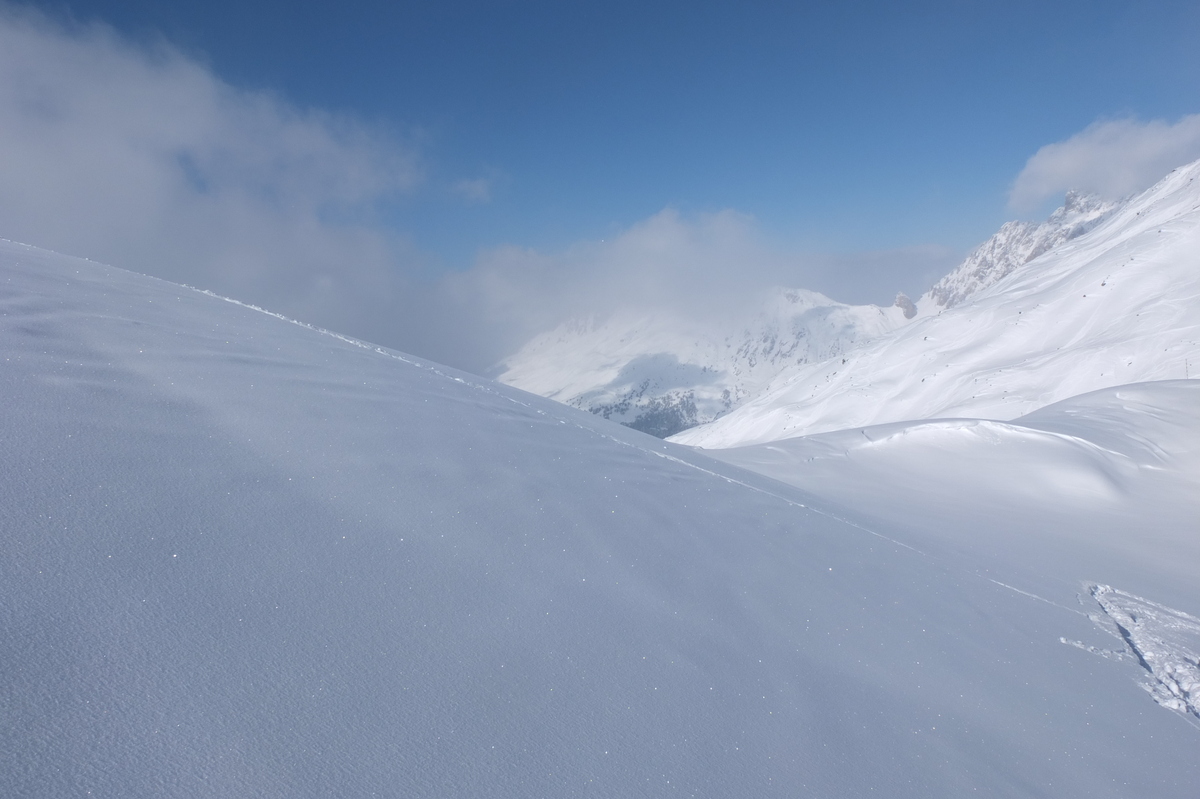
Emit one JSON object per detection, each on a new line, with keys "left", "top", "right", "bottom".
{"left": 3, "top": 240, "right": 1200, "bottom": 797}
{"left": 706, "top": 379, "right": 1200, "bottom": 730}
{"left": 673, "top": 160, "right": 1200, "bottom": 447}
{"left": 705, "top": 381, "right": 1200, "bottom": 595}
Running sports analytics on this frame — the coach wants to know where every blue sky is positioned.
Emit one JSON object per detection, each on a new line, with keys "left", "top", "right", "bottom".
{"left": 55, "top": 0, "right": 1199, "bottom": 249}
{"left": 3, "top": 1, "right": 1200, "bottom": 368}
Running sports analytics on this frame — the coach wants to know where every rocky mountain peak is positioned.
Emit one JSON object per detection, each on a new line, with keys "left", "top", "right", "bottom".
{"left": 926, "top": 191, "right": 1118, "bottom": 309}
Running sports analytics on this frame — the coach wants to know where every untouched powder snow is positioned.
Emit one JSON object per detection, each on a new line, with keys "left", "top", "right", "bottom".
{"left": 4, "top": 240, "right": 1200, "bottom": 797}
{"left": 673, "top": 160, "right": 1200, "bottom": 447}
{"left": 704, "top": 381, "right": 1200, "bottom": 594}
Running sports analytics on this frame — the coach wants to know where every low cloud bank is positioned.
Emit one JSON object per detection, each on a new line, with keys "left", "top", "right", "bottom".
{"left": 0, "top": 6, "right": 964, "bottom": 374}
{"left": 0, "top": 6, "right": 431, "bottom": 340}
{"left": 452, "top": 210, "right": 955, "bottom": 369}
{"left": 1010, "top": 116, "right": 1200, "bottom": 213}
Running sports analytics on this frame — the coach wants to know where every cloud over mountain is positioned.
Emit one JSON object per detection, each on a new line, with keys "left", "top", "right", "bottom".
{"left": 1010, "top": 115, "right": 1200, "bottom": 212}
{"left": 0, "top": 5, "right": 430, "bottom": 342}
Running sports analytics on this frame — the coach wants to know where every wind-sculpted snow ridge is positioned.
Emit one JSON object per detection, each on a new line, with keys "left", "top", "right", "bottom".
{"left": 673, "top": 158, "right": 1200, "bottom": 447}
{"left": 497, "top": 288, "right": 908, "bottom": 437}
{"left": 927, "top": 191, "right": 1117, "bottom": 309}
{"left": 1069, "top": 585, "right": 1200, "bottom": 725}
{"left": 7, "top": 238, "right": 1200, "bottom": 797}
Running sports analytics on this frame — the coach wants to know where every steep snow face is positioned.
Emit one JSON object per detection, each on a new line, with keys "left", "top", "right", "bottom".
{"left": 497, "top": 288, "right": 909, "bottom": 437}
{"left": 927, "top": 191, "right": 1118, "bottom": 309}
{"left": 673, "top": 160, "right": 1200, "bottom": 447}
{"left": 6, "top": 241, "right": 1200, "bottom": 796}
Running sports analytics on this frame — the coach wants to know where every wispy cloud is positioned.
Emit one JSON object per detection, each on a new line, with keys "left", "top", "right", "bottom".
{"left": 0, "top": 6, "right": 958, "bottom": 375}
{"left": 449, "top": 209, "right": 957, "bottom": 369}
{"left": 1009, "top": 115, "right": 1200, "bottom": 212}
{"left": 456, "top": 209, "right": 774, "bottom": 345}
{"left": 452, "top": 177, "right": 492, "bottom": 204}
{"left": 0, "top": 5, "right": 426, "bottom": 343}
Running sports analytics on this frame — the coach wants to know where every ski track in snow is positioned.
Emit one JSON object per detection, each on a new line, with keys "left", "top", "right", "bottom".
{"left": 1065, "top": 584, "right": 1200, "bottom": 727}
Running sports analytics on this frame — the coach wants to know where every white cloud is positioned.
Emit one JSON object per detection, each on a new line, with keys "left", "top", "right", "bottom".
{"left": 456, "top": 209, "right": 784, "bottom": 344}
{"left": 449, "top": 209, "right": 957, "bottom": 369}
{"left": 453, "top": 177, "right": 492, "bottom": 204}
{"left": 1010, "top": 115, "right": 1200, "bottom": 212}
{"left": 0, "top": 5, "right": 426, "bottom": 346}
{"left": 0, "top": 6, "right": 958, "bottom": 375}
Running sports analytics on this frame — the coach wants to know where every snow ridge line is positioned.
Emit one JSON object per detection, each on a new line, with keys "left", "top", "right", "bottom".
{"left": 184, "top": 281, "right": 937, "bottom": 563}
{"left": 178, "top": 282, "right": 944, "bottom": 549}
{"left": 184, "top": 286, "right": 541, "bottom": 412}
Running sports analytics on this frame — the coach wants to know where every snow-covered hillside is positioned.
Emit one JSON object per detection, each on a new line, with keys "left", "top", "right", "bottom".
{"left": 5, "top": 239, "right": 1200, "bottom": 796}
{"left": 497, "top": 288, "right": 910, "bottom": 437}
{"left": 497, "top": 186, "right": 1126, "bottom": 441}
{"left": 707, "top": 380, "right": 1200, "bottom": 591}
{"left": 706, "top": 380, "right": 1200, "bottom": 724}
{"left": 674, "top": 160, "right": 1200, "bottom": 447}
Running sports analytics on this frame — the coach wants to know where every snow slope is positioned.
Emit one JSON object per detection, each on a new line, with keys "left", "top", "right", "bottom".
{"left": 497, "top": 289, "right": 910, "bottom": 437}
{"left": 706, "top": 381, "right": 1200, "bottom": 592}
{"left": 706, "top": 380, "right": 1200, "bottom": 728}
{"left": 673, "top": 160, "right": 1200, "bottom": 447}
{"left": 3, "top": 240, "right": 1200, "bottom": 797}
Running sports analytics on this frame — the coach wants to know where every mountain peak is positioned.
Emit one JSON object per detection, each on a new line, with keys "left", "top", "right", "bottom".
{"left": 497, "top": 291, "right": 909, "bottom": 438}
{"left": 925, "top": 191, "right": 1119, "bottom": 310}
{"left": 673, "top": 161, "right": 1200, "bottom": 447}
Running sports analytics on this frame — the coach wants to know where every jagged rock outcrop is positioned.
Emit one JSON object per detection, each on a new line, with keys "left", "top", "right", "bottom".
{"left": 927, "top": 191, "right": 1117, "bottom": 309}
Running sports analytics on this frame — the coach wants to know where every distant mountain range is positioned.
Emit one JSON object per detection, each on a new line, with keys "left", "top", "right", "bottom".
{"left": 495, "top": 290, "right": 909, "bottom": 437}
{"left": 675, "top": 160, "right": 1200, "bottom": 447}
{"left": 499, "top": 160, "right": 1199, "bottom": 444}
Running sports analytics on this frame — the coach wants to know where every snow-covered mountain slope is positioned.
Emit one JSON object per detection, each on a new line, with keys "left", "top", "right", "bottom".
{"left": 497, "top": 189, "right": 1119, "bottom": 441}
{"left": 926, "top": 190, "right": 1117, "bottom": 309}
{"left": 673, "top": 160, "right": 1200, "bottom": 447}
{"left": 5, "top": 240, "right": 1200, "bottom": 796}
{"left": 497, "top": 288, "right": 910, "bottom": 437}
